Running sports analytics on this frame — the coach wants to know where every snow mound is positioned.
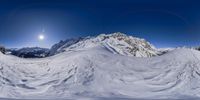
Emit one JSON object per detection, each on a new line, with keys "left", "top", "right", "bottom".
{"left": 0, "top": 47, "right": 200, "bottom": 99}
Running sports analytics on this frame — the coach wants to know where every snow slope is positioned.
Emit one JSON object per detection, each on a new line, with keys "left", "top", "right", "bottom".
{"left": 1, "top": 44, "right": 200, "bottom": 99}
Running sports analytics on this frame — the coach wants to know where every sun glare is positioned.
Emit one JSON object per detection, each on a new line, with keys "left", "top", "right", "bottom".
{"left": 38, "top": 34, "right": 44, "bottom": 40}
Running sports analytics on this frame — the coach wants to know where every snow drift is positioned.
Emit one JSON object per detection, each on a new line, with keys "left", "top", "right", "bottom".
{"left": 0, "top": 33, "right": 200, "bottom": 99}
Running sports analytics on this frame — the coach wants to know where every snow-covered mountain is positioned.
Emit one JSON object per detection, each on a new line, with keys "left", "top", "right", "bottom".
{"left": 8, "top": 47, "right": 49, "bottom": 58}
{"left": 48, "top": 37, "right": 84, "bottom": 56}
{"left": 7, "top": 32, "right": 159, "bottom": 58}
{"left": 51, "top": 32, "right": 159, "bottom": 57}
{"left": 1, "top": 33, "right": 200, "bottom": 99}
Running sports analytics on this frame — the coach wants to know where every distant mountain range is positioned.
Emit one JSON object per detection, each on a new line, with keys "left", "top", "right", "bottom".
{"left": 7, "top": 47, "right": 49, "bottom": 58}
{"left": 4, "top": 33, "right": 200, "bottom": 58}
{"left": 6, "top": 32, "right": 161, "bottom": 58}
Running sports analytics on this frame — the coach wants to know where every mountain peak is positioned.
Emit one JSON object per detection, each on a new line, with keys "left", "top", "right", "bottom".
{"left": 53, "top": 32, "right": 159, "bottom": 57}
{"left": 98, "top": 32, "right": 127, "bottom": 38}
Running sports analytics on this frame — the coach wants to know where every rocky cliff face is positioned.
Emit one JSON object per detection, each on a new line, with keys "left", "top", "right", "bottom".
{"left": 0, "top": 46, "right": 5, "bottom": 54}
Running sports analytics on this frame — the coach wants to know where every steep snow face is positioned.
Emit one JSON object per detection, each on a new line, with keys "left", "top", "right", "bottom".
{"left": 1, "top": 47, "right": 200, "bottom": 99}
{"left": 61, "top": 32, "right": 159, "bottom": 57}
{"left": 48, "top": 38, "right": 83, "bottom": 56}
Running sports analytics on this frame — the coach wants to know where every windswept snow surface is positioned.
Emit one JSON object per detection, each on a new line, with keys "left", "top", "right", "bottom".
{"left": 1, "top": 44, "right": 200, "bottom": 99}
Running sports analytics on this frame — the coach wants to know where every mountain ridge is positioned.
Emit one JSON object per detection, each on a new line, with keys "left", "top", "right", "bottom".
{"left": 6, "top": 32, "right": 160, "bottom": 58}
{"left": 50, "top": 32, "right": 160, "bottom": 57}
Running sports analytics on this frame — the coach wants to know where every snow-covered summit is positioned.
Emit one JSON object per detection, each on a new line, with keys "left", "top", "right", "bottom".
{"left": 56, "top": 32, "right": 159, "bottom": 57}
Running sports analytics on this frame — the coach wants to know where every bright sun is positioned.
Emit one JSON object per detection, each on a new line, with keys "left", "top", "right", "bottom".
{"left": 38, "top": 34, "right": 44, "bottom": 40}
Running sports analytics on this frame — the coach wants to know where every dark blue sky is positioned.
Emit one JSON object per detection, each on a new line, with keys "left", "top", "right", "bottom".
{"left": 0, "top": 0, "right": 200, "bottom": 48}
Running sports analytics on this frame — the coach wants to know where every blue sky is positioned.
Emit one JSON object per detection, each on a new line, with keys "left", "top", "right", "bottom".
{"left": 0, "top": 0, "right": 200, "bottom": 48}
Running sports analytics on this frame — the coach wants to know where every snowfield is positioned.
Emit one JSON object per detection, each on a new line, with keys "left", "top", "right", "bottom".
{"left": 1, "top": 33, "right": 200, "bottom": 100}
